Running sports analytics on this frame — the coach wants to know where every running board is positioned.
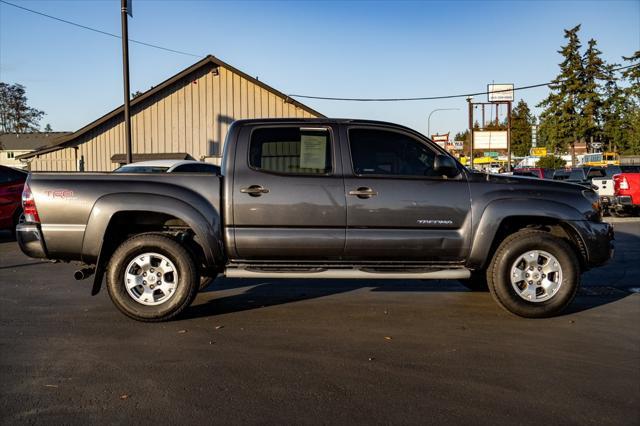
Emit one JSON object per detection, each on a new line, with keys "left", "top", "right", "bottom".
{"left": 225, "top": 267, "right": 471, "bottom": 280}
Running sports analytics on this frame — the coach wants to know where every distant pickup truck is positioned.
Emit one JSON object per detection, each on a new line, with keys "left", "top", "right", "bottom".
{"left": 17, "top": 119, "right": 614, "bottom": 321}
{"left": 612, "top": 172, "right": 640, "bottom": 216}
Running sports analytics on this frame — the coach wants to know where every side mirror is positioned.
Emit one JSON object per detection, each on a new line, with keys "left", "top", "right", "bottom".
{"left": 433, "top": 154, "right": 460, "bottom": 178}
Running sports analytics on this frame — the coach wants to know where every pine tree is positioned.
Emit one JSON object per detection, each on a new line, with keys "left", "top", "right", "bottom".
{"left": 538, "top": 25, "right": 585, "bottom": 156}
{"left": 619, "top": 51, "right": 640, "bottom": 153}
{"left": 621, "top": 50, "right": 640, "bottom": 100}
{"left": 510, "top": 100, "right": 534, "bottom": 156}
{"left": 580, "top": 39, "right": 607, "bottom": 148}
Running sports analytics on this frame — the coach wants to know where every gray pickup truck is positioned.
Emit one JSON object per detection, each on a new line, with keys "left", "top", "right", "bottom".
{"left": 17, "top": 118, "right": 613, "bottom": 321}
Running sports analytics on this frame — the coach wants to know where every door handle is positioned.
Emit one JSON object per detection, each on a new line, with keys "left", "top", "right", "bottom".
{"left": 348, "top": 187, "right": 378, "bottom": 199}
{"left": 240, "top": 185, "right": 269, "bottom": 197}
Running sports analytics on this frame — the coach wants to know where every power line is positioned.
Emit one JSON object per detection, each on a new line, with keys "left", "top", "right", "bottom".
{"left": 287, "top": 64, "right": 640, "bottom": 102}
{"left": 0, "top": 0, "right": 203, "bottom": 58}
{"left": 2, "top": 0, "right": 637, "bottom": 102}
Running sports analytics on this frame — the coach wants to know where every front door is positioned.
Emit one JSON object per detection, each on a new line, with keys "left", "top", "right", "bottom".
{"left": 232, "top": 124, "right": 346, "bottom": 260}
{"left": 342, "top": 126, "right": 471, "bottom": 262}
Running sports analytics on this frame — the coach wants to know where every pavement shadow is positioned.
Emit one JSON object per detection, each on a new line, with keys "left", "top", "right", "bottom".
{"left": 181, "top": 277, "right": 633, "bottom": 321}
{"left": 181, "top": 278, "right": 468, "bottom": 320}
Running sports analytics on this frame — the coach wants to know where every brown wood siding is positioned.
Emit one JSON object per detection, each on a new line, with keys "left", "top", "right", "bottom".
{"left": 31, "top": 63, "right": 319, "bottom": 172}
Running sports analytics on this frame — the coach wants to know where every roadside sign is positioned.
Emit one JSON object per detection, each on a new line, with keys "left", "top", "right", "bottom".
{"left": 488, "top": 84, "right": 514, "bottom": 102}
{"left": 531, "top": 125, "right": 537, "bottom": 148}
{"left": 484, "top": 151, "right": 499, "bottom": 158}
{"left": 531, "top": 147, "right": 547, "bottom": 157}
{"left": 472, "top": 130, "right": 507, "bottom": 150}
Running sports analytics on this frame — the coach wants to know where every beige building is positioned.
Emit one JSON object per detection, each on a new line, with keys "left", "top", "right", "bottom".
{"left": 19, "top": 55, "right": 323, "bottom": 171}
{"left": 1, "top": 132, "right": 70, "bottom": 169}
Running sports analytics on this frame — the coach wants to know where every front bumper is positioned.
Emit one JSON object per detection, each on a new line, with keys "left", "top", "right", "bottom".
{"left": 569, "top": 220, "right": 614, "bottom": 268}
{"left": 16, "top": 223, "right": 48, "bottom": 259}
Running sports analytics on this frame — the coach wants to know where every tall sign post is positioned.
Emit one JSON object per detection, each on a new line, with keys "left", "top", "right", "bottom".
{"left": 121, "top": 0, "right": 133, "bottom": 164}
{"left": 487, "top": 84, "right": 514, "bottom": 171}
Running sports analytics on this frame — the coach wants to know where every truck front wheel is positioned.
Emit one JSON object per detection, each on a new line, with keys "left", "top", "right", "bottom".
{"left": 106, "top": 234, "right": 199, "bottom": 322}
{"left": 487, "top": 230, "right": 580, "bottom": 318}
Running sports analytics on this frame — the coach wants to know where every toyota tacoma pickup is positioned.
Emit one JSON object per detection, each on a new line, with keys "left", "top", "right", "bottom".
{"left": 16, "top": 119, "right": 613, "bottom": 321}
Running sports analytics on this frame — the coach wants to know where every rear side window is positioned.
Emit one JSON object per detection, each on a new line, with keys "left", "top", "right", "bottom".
{"left": 349, "top": 128, "right": 437, "bottom": 177}
{"left": 249, "top": 127, "right": 332, "bottom": 175}
{"left": 587, "top": 169, "right": 606, "bottom": 178}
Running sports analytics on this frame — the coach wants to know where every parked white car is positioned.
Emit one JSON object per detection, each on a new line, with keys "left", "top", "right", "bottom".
{"left": 114, "top": 160, "right": 220, "bottom": 174}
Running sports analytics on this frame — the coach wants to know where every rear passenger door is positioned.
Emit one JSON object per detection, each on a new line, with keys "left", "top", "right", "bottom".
{"left": 231, "top": 124, "right": 346, "bottom": 260}
{"left": 341, "top": 126, "right": 471, "bottom": 262}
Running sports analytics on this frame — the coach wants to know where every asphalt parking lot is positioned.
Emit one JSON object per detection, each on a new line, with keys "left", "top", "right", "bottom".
{"left": 1, "top": 218, "right": 639, "bottom": 425}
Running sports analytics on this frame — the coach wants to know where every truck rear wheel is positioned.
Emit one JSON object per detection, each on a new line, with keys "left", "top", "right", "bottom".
{"left": 487, "top": 230, "right": 580, "bottom": 318}
{"left": 106, "top": 234, "right": 199, "bottom": 322}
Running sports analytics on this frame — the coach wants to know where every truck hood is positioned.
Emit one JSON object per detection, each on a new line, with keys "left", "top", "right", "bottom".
{"left": 465, "top": 171, "right": 601, "bottom": 221}
{"left": 467, "top": 171, "right": 589, "bottom": 191}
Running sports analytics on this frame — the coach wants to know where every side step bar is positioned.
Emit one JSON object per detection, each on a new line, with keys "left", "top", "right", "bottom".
{"left": 225, "top": 268, "right": 471, "bottom": 280}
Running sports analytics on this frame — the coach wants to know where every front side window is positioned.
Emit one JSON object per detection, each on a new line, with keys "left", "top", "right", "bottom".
{"left": 249, "top": 127, "right": 332, "bottom": 175}
{"left": 349, "top": 128, "right": 437, "bottom": 177}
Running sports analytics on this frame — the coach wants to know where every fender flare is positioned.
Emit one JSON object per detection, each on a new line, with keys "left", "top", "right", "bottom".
{"left": 82, "top": 193, "right": 223, "bottom": 266}
{"left": 467, "top": 198, "right": 585, "bottom": 269}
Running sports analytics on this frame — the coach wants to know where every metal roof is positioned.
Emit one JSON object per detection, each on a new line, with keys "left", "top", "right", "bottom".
{"left": 18, "top": 55, "right": 324, "bottom": 160}
{"left": 0, "top": 132, "right": 71, "bottom": 151}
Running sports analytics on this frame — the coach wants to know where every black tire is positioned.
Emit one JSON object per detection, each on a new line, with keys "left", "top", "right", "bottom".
{"left": 487, "top": 229, "right": 580, "bottom": 318}
{"left": 458, "top": 271, "right": 488, "bottom": 291}
{"left": 106, "top": 233, "right": 199, "bottom": 322}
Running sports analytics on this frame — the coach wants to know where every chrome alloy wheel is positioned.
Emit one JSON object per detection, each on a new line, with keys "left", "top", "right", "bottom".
{"left": 510, "top": 250, "right": 563, "bottom": 303}
{"left": 124, "top": 253, "right": 178, "bottom": 306}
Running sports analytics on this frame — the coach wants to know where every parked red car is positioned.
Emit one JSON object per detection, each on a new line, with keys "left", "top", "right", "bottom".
{"left": 612, "top": 172, "right": 640, "bottom": 216}
{"left": 0, "top": 165, "right": 27, "bottom": 234}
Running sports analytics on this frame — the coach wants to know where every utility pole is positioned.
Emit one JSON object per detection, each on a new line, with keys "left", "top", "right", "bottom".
{"left": 467, "top": 97, "right": 474, "bottom": 169}
{"left": 121, "top": 0, "right": 133, "bottom": 164}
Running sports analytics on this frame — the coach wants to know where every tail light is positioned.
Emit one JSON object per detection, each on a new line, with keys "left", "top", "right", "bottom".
{"left": 22, "top": 182, "right": 40, "bottom": 223}
{"left": 613, "top": 174, "right": 629, "bottom": 193}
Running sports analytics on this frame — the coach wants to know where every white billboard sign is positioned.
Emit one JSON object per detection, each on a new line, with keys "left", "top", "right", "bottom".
{"left": 488, "top": 84, "right": 514, "bottom": 102}
{"left": 473, "top": 131, "right": 508, "bottom": 150}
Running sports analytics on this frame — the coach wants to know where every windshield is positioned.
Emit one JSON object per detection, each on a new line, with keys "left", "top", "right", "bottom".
{"left": 114, "top": 166, "right": 169, "bottom": 173}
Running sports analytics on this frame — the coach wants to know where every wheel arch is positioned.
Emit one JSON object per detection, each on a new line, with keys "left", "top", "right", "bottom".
{"left": 468, "top": 199, "right": 588, "bottom": 270}
{"left": 82, "top": 193, "right": 223, "bottom": 295}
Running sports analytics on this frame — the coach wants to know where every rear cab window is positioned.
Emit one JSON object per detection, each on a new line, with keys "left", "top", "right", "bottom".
{"left": 249, "top": 127, "right": 332, "bottom": 175}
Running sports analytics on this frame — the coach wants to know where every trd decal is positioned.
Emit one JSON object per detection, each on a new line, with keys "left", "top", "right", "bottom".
{"left": 45, "top": 189, "right": 77, "bottom": 200}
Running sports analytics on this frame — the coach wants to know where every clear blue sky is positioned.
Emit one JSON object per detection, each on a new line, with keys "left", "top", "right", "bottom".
{"left": 1, "top": 0, "right": 638, "bottom": 136}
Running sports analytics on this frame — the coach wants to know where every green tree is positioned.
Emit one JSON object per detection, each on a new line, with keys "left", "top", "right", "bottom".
{"left": 538, "top": 25, "right": 585, "bottom": 155}
{"left": 0, "top": 82, "right": 45, "bottom": 133}
{"left": 44, "top": 123, "right": 53, "bottom": 132}
{"left": 580, "top": 39, "right": 607, "bottom": 147}
{"left": 621, "top": 50, "right": 640, "bottom": 100}
{"left": 536, "top": 155, "right": 566, "bottom": 169}
{"left": 510, "top": 99, "right": 534, "bottom": 156}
